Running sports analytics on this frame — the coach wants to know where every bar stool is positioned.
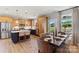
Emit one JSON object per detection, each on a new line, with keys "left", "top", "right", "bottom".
{"left": 25, "top": 31, "right": 30, "bottom": 39}
{"left": 19, "top": 32, "right": 25, "bottom": 41}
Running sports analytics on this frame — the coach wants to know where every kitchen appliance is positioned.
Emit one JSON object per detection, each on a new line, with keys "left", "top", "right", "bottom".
{"left": 0, "top": 22, "right": 11, "bottom": 39}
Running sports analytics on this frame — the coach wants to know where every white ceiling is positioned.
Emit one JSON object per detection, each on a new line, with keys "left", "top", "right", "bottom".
{"left": 0, "top": 6, "right": 73, "bottom": 19}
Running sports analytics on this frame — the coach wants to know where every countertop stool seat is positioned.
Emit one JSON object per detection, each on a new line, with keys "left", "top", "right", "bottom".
{"left": 19, "top": 32, "right": 26, "bottom": 41}
{"left": 25, "top": 31, "right": 30, "bottom": 39}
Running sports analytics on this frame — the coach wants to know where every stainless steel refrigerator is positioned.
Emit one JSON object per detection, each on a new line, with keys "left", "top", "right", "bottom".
{"left": 0, "top": 22, "right": 11, "bottom": 39}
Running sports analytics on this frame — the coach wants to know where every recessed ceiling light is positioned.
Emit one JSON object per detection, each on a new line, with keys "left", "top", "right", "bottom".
{"left": 16, "top": 9, "right": 18, "bottom": 12}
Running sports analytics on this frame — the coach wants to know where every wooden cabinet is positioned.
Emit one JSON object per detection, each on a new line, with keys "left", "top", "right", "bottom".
{"left": 12, "top": 19, "right": 33, "bottom": 28}
{"left": 37, "top": 16, "right": 48, "bottom": 36}
{"left": 0, "top": 16, "right": 13, "bottom": 23}
{"left": 25, "top": 19, "right": 32, "bottom": 26}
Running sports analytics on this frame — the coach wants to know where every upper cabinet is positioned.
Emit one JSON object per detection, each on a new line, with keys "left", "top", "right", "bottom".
{"left": 37, "top": 16, "right": 48, "bottom": 36}
{"left": 0, "top": 16, "right": 13, "bottom": 22}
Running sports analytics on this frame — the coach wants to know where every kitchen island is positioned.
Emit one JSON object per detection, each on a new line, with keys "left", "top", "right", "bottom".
{"left": 11, "top": 30, "right": 30, "bottom": 43}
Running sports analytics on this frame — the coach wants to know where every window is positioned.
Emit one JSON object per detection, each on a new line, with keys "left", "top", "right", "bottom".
{"left": 48, "top": 19, "right": 56, "bottom": 32}
{"left": 61, "top": 16, "right": 72, "bottom": 33}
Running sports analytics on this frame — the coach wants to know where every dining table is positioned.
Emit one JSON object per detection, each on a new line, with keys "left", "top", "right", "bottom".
{"left": 43, "top": 33, "right": 69, "bottom": 52}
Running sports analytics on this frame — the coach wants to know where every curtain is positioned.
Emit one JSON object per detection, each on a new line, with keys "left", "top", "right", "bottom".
{"left": 72, "top": 7, "right": 79, "bottom": 45}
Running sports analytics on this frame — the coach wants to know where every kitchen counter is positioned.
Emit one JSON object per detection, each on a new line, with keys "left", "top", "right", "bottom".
{"left": 11, "top": 30, "right": 30, "bottom": 33}
{"left": 11, "top": 30, "right": 30, "bottom": 43}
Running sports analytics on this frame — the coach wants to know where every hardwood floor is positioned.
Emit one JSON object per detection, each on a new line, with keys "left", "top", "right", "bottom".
{"left": 56, "top": 36, "right": 79, "bottom": 53}
{"left": 0, "top": 35, "right": 79, "bottom": 53}
{"left": 0, "top": 35, "right": 39, "bottom": 53}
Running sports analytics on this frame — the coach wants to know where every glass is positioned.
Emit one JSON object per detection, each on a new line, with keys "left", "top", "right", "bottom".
{"left": 61, "top": 16, "right": 72, "bottom": 33}
{"left": 48, "top": 18, "right": 56, "bottom": 32}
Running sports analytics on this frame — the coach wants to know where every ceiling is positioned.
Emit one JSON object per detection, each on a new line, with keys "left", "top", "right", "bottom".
{"left": 0, "top": 6, "right": 74, "bottom": 19}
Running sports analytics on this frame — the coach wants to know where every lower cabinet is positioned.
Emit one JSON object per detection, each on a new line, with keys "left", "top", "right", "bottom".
{"left": 11, "top": 32, "right": 19, "bottom": 43}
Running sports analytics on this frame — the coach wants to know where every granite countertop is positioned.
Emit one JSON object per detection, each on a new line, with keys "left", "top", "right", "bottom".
{"left": 11, "top": 30, "right": 30, "bottom": 33}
